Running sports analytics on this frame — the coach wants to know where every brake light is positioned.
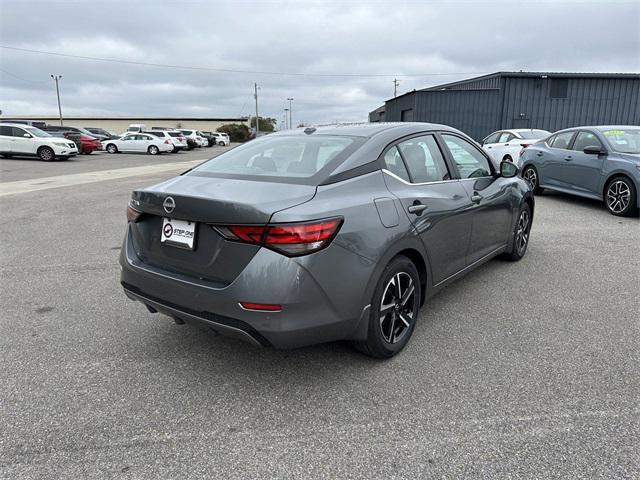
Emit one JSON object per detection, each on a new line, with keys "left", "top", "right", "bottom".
{"left": 520, "top": 143, "right": 530, "bottom": 148}
{"left": 126, "top": 203, "right": 142, "bottom": 222}
{"left": 164, "top": 139, "right": 171, "bottom": 144}
{"left": 214, "top": 218, "right": 343, "bottom": 256}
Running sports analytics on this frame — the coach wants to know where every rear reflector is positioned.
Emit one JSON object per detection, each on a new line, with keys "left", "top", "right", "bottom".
{"left": 239, "top": 302, "right": 282, "bottom": 312}
{"left": 214, "top": 217, "right": 343, "bottom": 257}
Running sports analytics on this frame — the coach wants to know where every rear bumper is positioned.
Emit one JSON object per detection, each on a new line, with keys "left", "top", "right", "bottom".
{"left": 119, "top": 226, "right": 373, "bottom": 349}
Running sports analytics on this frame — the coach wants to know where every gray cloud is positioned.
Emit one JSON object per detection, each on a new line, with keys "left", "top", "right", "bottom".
{"left": 1, "top": 0, "right": 638, "bottom": 126}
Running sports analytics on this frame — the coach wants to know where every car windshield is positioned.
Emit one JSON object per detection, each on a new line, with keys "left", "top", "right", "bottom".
{"left": 167, "top": 132, "right": 182, "bottom": 137}
{"left": 519, "top": 130, "right": 551, "bottom": 139}
{"left": 77, "top": 127, "right": 96, "bottom": 136}
{"left": 24, "top": 126, "right": 51, "bottom": 137}
{"left": 601, "top": 128, "right": 640, "bottom": 154}
{"left": 191, "top": 135, "right": 359, "bottom": 179}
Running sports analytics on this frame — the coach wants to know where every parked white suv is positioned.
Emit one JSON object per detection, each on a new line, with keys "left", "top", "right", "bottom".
{"left": 145, "top": 130, "right": 188, "bottom": 152}
{"left": 180, "top": 129, "right": 208, "bottom": 147}
{"left": 210, "top": 132, "right": 230, "bottom": 146}
{"left": 481, "top": 129, "right": 551, "bottom": 166}
{"left": 0, "top": 123, "right": 79, "bottom": 161}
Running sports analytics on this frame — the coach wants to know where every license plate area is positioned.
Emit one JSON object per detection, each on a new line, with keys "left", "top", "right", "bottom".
{"left": 161, "top": 218, "right": 197, "bottom": 250}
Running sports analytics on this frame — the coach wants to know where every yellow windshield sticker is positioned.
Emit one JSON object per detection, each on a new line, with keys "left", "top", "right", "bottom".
{"left": 603, "top": 130, "right": 625, "bottom": 136}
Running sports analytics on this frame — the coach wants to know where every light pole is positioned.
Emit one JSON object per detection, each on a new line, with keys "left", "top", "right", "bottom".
{"left": 287, "top": 97, "right": 294, "bottom": 129}
{"left": 284, "top": 108, "right": 289, "bottom": 130}
{"left": 51, "top": 74, "right": 63, "bottom": 126}
{"left": 254, "top": 82, "right": 260, "bottom": 136}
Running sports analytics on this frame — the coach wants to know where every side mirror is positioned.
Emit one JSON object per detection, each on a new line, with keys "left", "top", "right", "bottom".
{"left": 500, "top": 160, "right": 518, "bottom": 178}
{"left": 583, "top": 145, "right": 607, "bottom": 155}
{"left": 23, "top": 133, "right": 32, "bottom": 138}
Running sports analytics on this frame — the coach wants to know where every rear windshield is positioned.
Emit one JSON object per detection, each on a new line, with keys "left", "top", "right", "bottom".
{"left": 601, "top": 128, "right": 640, "bottom": 154}
{"left": 519, "top": 130, "right": 551, "bottom": 139}
{"left": 190, "top": 135, "right": 363, "bottom": 183}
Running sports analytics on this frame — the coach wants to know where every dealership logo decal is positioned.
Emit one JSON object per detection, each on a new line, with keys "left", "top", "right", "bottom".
{"left": 163, "top": 196, "right": 176, "bottom": 214}
{"left": 163, "top": 223, "right": 173, "bottom": 238}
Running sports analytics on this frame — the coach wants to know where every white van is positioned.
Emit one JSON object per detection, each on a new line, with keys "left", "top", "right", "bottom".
{"left": 126, "top": 124, "right": 147, "bottom": 133}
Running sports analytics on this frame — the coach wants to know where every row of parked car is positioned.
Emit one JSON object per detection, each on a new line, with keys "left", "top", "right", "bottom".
{"left": 0, "top": 119, "right": 230, "bottom": 160}
{"left": 481, "top": 125, "right": 639, "bottom": 217}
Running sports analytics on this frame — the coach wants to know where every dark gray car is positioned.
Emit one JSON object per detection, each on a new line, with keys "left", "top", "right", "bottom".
{"left": 520, "top": 126, "right": 640, "bottom": 216}
{"left": 120, "top": 123, "right": 534, "bottom": 357}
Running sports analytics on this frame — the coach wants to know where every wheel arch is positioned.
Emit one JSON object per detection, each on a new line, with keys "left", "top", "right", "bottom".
{"left": 603, "top": 171, "right": 637, "bottom": 199}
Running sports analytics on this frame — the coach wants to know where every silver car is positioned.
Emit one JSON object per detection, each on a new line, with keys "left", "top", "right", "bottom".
{"left": 520, "top": 126, "right": 640, "bottom": 216}
{"left": 120, "top": 123, "right": 534, "bottom": 357}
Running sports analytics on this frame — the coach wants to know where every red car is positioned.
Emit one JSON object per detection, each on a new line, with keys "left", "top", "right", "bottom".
{"left": 63, "top": 132, "right": 102, "bottom": 154}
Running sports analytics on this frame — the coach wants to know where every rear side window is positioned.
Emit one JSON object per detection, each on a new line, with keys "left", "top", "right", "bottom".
{"left": 441, "top": 134, "right": 492, "bottom": 179}
{"left": 551, "top": 131, "right": 574, "bottom": 149}
{"left": 498, "top": 132, "right": 513, "bottom": 143}
{"left": 397, "top": 135, "right": 450, "bottom": 183}
{"left": 572, "top": 131, "right": 602, "bottom": 151}
{"left": 191, "top": 135, "right": 359, "bottom": 179}
{"left": 383, "top": 146, "right": 410, "bottom": 182}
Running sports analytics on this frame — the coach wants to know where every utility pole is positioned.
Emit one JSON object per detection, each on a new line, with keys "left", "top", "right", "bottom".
{"left": 284, "top": 108, "right": 289, "bottom": 130}
{"left": 254, "top": 82, "right": 260, "bottom": 136}
{"left": 393, "top": 78, "right": 400, "bottom": 98}
{"left": 287, "top": 97, "right": 294, "bottom": 129}
{"left": 51, "top": 74, "right": 63, "bottom": 126}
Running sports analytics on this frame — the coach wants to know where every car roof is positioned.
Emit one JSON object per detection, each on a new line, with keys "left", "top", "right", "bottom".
{"left": 271, "top": 122, "right": 461, "bottom": 138}
{"left": 554, "top": 125, "right": 639, "bottom": 134}
{"left": 0, "top": 122, "right": 31, "bottom": 127}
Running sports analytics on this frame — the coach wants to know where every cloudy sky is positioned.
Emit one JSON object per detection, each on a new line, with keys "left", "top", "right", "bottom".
{"left": 0, "top": 0, "right": 638, "bottom": 127}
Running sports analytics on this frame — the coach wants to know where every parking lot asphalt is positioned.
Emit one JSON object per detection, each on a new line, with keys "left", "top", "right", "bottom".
{"left": 0, "top": 154, "right": 638, "bottom": 479}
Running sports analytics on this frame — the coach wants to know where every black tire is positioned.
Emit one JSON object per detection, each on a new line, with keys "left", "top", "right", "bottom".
{"left": 106, "top": 144, "right": 118, "bottom": 154}
{"left": 218, "top": 141, "right": 225, "bottom": 146}
{"left": 58, "top": 156, "right": 69, "bottom": 161}
{"left": 353, "top": 256, "right": 421, "bottom": 358}
{"left": 38, "top": 146, "right": 55, "bottom": 162}
{"left": 522, "top": 165, "right": 544, "bottom": 194}
{"left": 503, "top": 155, "right": 513, "bottom": 163}
{"left": 148, "top": 145, "right": 159, "bottom": 155}
{"left": 172, "top": 146, "right": 179, "bottom": 153}
{"left": 502, "top": 203, "right": 532, "bottom": 261}
{"left": 1, "top": 154, "right": 13, "bottom": 159}
{"left": 605, "top": 176, "right": 638, "bottom": 217}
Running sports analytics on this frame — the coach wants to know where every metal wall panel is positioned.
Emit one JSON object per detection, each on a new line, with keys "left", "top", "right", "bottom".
{"left": 383, "top": 74, "right": 639, "bottom": 140}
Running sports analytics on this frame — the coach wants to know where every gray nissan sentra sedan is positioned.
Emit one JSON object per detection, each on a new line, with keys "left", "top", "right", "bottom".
{"left": 520, "top": 126, "right": 640, "bottom": 217}
{"left": 121, "top": 123, "right": 534, "bottom": 358}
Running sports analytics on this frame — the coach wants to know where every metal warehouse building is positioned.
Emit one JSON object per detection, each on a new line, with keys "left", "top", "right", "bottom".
{"left": 369, "top": 72, "right": 640, "bottom": 140}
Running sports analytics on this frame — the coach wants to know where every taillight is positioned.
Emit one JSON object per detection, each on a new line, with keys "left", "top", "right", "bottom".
{"left": 126, "top": 203, "right": 142, "bottom": 222}
{"left": 214, "top": 217, "right": 343, "bottom": 256}
{"left": 519, "top": 143, "right": 531, "bottom": 157}
{"left": 164, "top": 139, "right": 171, "bottom": 144}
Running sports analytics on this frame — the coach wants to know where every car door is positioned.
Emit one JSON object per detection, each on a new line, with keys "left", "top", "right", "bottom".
{"left": 440, "top": 133, "right": 514, "bottom": 264}
{"left": 0, "top": 125, "right": 13, "bottom": 153}
{"left": 542, "top": 131, "right": 577, "bottom": 188}
{"left": 482, "top": 132, "right": 501, "bottom": 161}
{"left": 119, "top": 135, "right": 136, "bottom": 152}
{"left": 381, "top": 134, "right": 474, "bottom": 285}
{"left": 10, "top": 126, "right": 35, "bottom": 154}
{"left": 557, "top": 130, "right": 606, "bottom": 196}
{"left": 490, "top": 131, "right": 514, "bottom": 162}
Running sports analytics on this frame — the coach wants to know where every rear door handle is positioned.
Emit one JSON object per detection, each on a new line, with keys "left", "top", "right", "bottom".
{"left": 407, "top": 202, "right": 428, "bottom": 215}
{"left": 471, "top": 193, "right": 483, "bottom": 204}
{"left": 536, "top": 152, "right": 543, "bottom": 156}
{"left": 564, "top": 156, "right": 573, "bottom": 161}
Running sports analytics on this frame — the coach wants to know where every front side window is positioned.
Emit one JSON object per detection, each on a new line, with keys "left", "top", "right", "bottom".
{"left": 442, "top": 134, "right": 492, "bottom": 179}
{"left": 191, "top": 135, "right": 359, "bottom": 179}
{"left": 397, "top": 135, "right": 450, "bottom": 183}
{"left": 11, "top": 127, "right": 28, "bottom": 137}
{"left": 483, "top": 132, "right": 500, "bottom": 145}
{"left": 572, "top": 131, "right": 603, "bottom": 152}
{"left": 24, "top": 127, "right": 51, "bottom": 138}
{"left": 551, "top": 131, "right": 575, "bottom": 150}
{"left": 0, "top": 126, "right": 12, "bottom": 136}
{"left": 383, "top": 146, "right": 410, "bottom": 182}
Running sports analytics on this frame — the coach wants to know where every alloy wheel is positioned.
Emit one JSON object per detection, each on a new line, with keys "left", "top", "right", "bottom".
{"left": 607, "top": 180, "right": 631, "bottom": 214}
{"left": 379, "top": 272, "right": 416, "bottom": 344}
{"left": 523, "top": 167, "right": 537, "bottom": 190}
{"left": 516, "top": 210, "right": 530, "bottom": 254}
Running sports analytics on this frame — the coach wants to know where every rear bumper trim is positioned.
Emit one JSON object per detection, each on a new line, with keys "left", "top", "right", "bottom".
{"left": 122, "top": 282, "right": 271, "bottom": 347}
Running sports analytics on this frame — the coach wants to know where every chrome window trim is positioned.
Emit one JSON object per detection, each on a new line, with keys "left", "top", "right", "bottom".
{"left": 383, "top": 168, "right": 459, "bottom": 186}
